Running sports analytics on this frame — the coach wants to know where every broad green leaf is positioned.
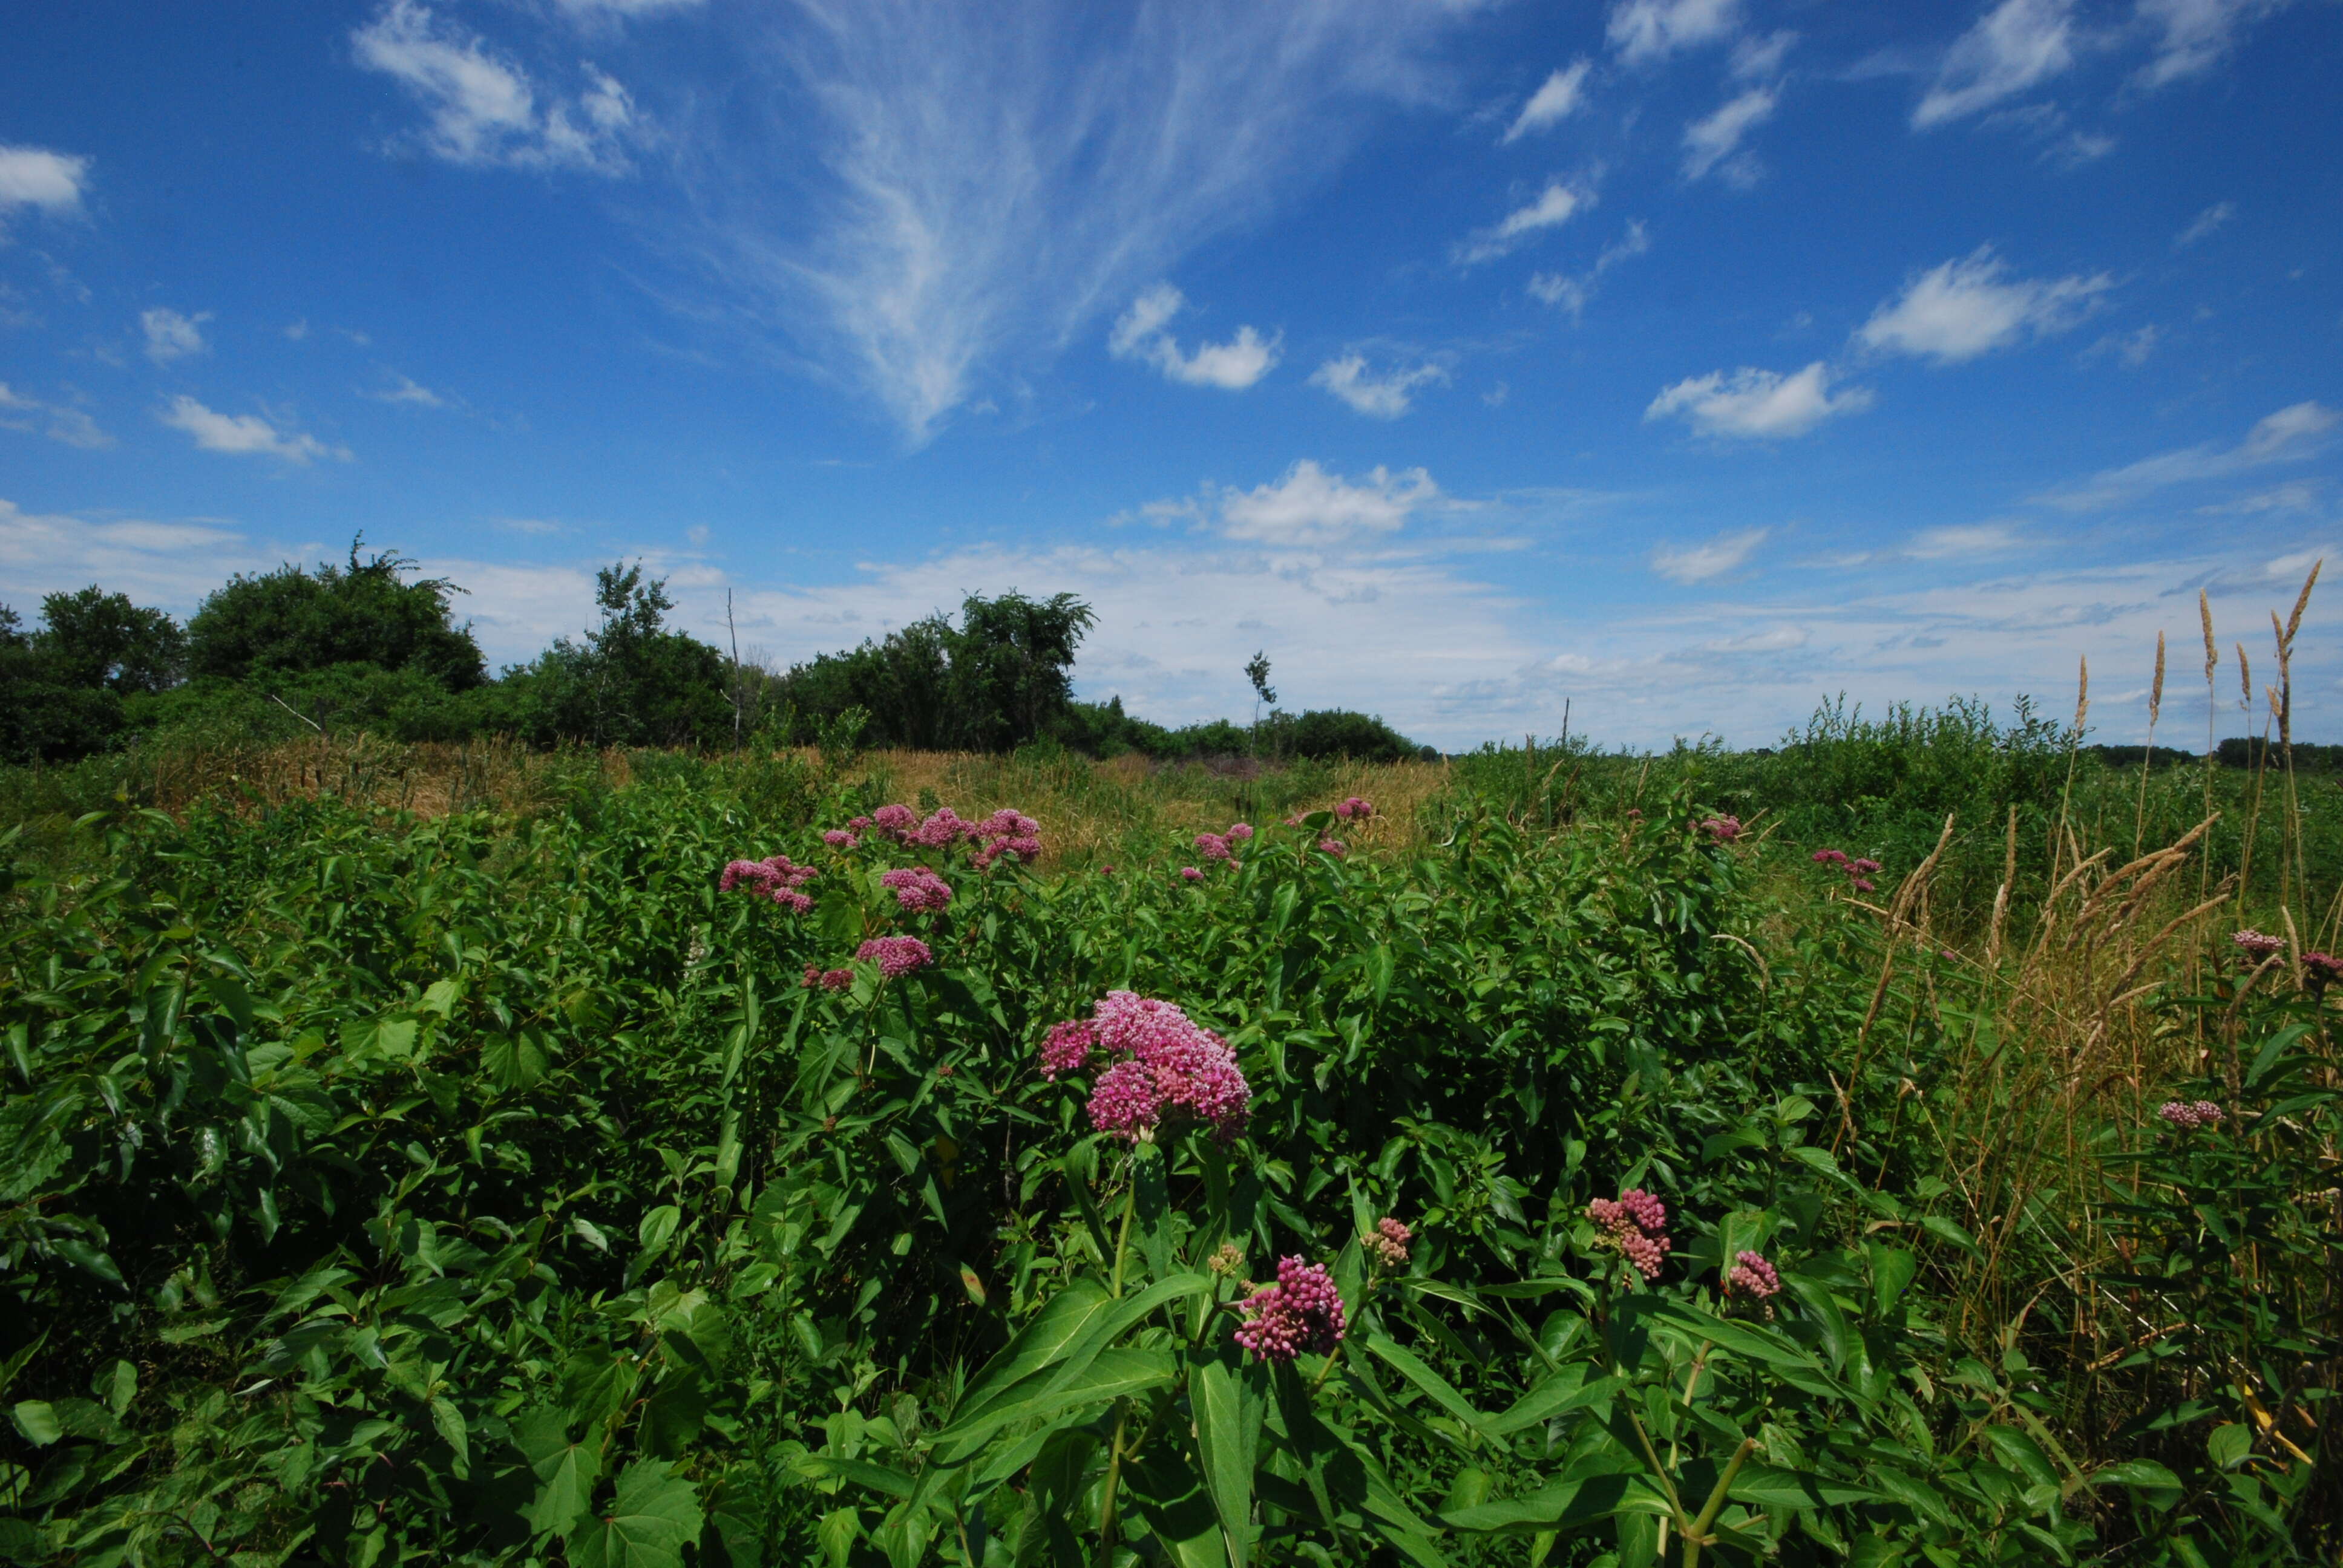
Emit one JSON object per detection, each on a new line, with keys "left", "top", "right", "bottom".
{"left": 569, "top": 1460, "right": 705, "bottom": 1568}
{"left": 1866, "top": 1244, "right": 1918, "bottom": 1318}
{"left": 91, "top": 1359, "right": 136, "bottom": 1417}
{"left": 1481, "top": 1368, "right": 1624, "bottom": 1437}
{"left": 1133, "top": 1142, "right": 1173, "bottom": 1285}
{"left": 1362, "top": 1332, "right": 1486, "bottom": 1431}
{"left": 1192, "top": 1350, "right": 1265, "bottom": 1567}
{"left": 637, "top": 1204, "right": 682, "bottom": 1257}
{"left": 1728, "top": 1464, "right": 1881, "bottom": 1511}
{"left": 1441, "top": 1471, "right": 1665, "bottom": 1534}
{"left": 11, "top": 1400, "right": 61, "bottom": 1447}
{"left": 942, "top": 1280, "right": 1112, "bottom": 1437}
{"left": 429, "top": 1394, "right": 470, "bottom": 1479}
{"left": 1130, "top": 1452, "right": 1230, "bottom": 1568}
{"left": 516, "top": 1406, "right": 601, "bottom": 1540}
{"left": 817, "top": 1508, "right": 860, "bottom": 1568}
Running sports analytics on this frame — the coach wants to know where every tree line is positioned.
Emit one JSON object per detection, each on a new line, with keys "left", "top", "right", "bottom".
{"left": 1, "top": 542, "right": 1431, "bottom": 765}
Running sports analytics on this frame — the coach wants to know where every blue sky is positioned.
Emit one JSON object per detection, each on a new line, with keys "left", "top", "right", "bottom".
{"left": 2, "top": 0, "right": 2338, "bottom": 749}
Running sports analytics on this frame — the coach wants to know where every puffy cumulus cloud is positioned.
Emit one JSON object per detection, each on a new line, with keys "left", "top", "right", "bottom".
{"left": 0, "top": 145, "right": 92, "bottom": 223}
{"left": 1454, "top": 179, "right": 1592, "bottom": 266}
{"left": 0, "top": 383, "right": 111, "bottom": 449}
{"left": 1216, "top": 460, "right": 1442, "bottom": 546}
{"left": 1529, "top": 219, "right": 1649, "bottom": 322}
{"left": 1913, "top": 0, "right": 2077, "bottom": 129}
{"left": 157, "top": 396, "right": 353, "bottom": 463}
{"left": 1652, "top": 527, "right": 1767, "bottom": 583}
{"left": 1857, "top": 247, "right": 2112, "bottom": 364}
{"left": 2037, "top": 401, "right": 2338, "bottom": 511}
{"left": 1645, "top": 362, "right": 1872, "bottom": 440}
{"left": 140, "top": 307, "right": 211, "bottom": 364}
{"left": 352, "top": 0, "right": 638, "bottom": 174}
{"left": 1308, "top": 355, "right": 1449, "bottom": 420}
{"left": 1502, "top": 61, "right": 1593, "bottom": 143}
{"left": 1107, "top": 285, "right": 1280, "bottom": 391}
{"left": 1682, "top": 86, "right": 1775, "bottom": 182}
{"left": 1607, "top": 0, "right": 1742, "bottom": 64}
{"left": 2136, "top": 0, "right": 2290, "bottom": 88}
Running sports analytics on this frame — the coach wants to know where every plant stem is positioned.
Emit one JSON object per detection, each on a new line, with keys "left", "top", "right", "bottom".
{"left": 1095, "top": 1400, "right": 1131, "bottom": 1568}
{"left": 1682, "top": 1437, "right": 1758, "bottom": 1568}
{"left": 1109, "top": 1177, "right": 1137, "bottom": 1298}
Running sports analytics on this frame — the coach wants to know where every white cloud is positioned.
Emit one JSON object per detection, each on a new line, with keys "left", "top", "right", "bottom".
{"left": 0, "top": 383, "right": 112, "bottom": 449}
{"left": 352, "top": 0, "right": 637, "bottom": 174}
{"left": 369, "top": 372, "right": 449, "bottom": 407}
{"left": 1653, "top": 527, "right": 1768, "bottom": 583}
{"left": 1107, "top": 285, "right": 1280, "bottom": 390}
{"left": 677, "top": 1, "right": 1475, "bottom": 444}
{"left": 0, "top": 145, "right": 91, "bottom": 222}
{"left": 1905, "top": 521, "right": 2024, "bottom": 558}
{"left": 1682, "top": 87, "right": 1776, "bottom": 181}
{"left": 1527, "top": 219, "right": 1649, "bottom": 321}
{"left": 1914, "top": 0, "right": 2077, "bottom": 129}
{"left": 158, "top": 396, "right": 352, "bottom": 463}
{"left": 2200, "top": 481, "right": 2318, "bottom": 515}
{"left": 2135, "top": 0, "right": 2288, "bottom": 88}
{"left": 140, "top": 307, "right": 212, "bottom": 364}
{"left": 2083, "top": 323, "right": 2161, "bottom": 367}
{"left": 1455, "top": 179, "right": 1591, "bottom": 265}
{"left": 2174, "top": 200, "right": 2233, "bottom": 247}
{"left": 1729, "top": 29, "right": 1797, "bottom": 78}
{"left": 1215, "top": 460, "right": 1442, "bottom": 546}
{"left": 1607, "top": 0, "right": 1742, "bottom": 63}
{"left": 554, "top": 0, "right": 704, "bottom": 19}
{"left": 2039, "top": 400, "right": 2338, "bottom": 510}
{"left": 0, "top": 499, "right": 267, "bottom": 610}
{"left": 1645, "top": 362, "right": 1872, "bottom": 439}
{"left": 1502, "top": 61, "right": 1593, "bottom": 142}
{"left": 1308, "top": 355, "right": 1449, "bottom": 419}
{"left": 1857, "top": 247, "right": 2112, "bottom": 363}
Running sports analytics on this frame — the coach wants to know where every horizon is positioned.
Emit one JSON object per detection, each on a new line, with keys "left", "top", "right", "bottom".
{"left": 2, "top": 0, "right": 2339, "bottom": 750}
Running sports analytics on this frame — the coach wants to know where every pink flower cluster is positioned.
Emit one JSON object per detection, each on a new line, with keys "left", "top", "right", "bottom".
{"left": 1725, "top": 1250, "right": 1780, "bottom": 1301}
{"left": 2157, "top": 1099, "right": 2224, "bottom": 1130}
{"left": 801, "top": 964, "right": 853, "bottom": 991}
{"left": 1234, "top": 1256, "right": 1347, "bottom": 1363}
{"left": 1334, "top": 797, "right": 1374, "bottom": 822}
{"left": 1365, "top": 1217, "right": 1411, "bottom": 1269}
{"left": 1588, "top": 1188, "right": 1671, "bottom": 1282}
{"left": 853, "top": 804, "right": 1043, "bottom": 867}
{"left": 821, "top": 828, "right": 859, "bottom": 850}
{"left": 1699, "top": 815, "right": 1744, "bottom": 843}
{"left": 2232, "top": 929, "right": 2284, "bottom": 961}
{"left": 1191, "top": 822, "right": 1255, "bottom": 865}
{"left": 855, "top": 935, "right": 934, "bottom": 979}
{"left": 1317, "top": 838, "right": 1348, "bottom": 858}
{"left": 1811, "top": 848, "right": 1882, "bottom": 895}
{"left": 1037, "top": 990, "right": 1251, "bottom": 1142}
{"left": 1179, "top": 866, "right": 1205, "bottom": 883}
{"left": 720, "top": 855, "right": 820, "bottom": 912}
{"left": 2304, "top": 952, "right": 2343, "bottom": 995}
{"left": 880, "top": 866, "right": 954, "bottom": 913}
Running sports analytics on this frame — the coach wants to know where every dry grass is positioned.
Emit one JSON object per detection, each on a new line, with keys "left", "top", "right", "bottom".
{"left": 129, "top": 732, "right": 632, "bottom": 819}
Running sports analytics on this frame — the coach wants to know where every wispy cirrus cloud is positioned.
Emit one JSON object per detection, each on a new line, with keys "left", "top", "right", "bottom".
{"left": 1453, "top": 178, "right": 1594, "bottom": 266}
{"left": 0, "top": 382, "right": 111, "bottom": 449}
{"left": 2135, "top": 0, "right": 2291, "bottom": 88}
{"left": 1607, "top": 0, "right": 1742, "bottom": 64}
{"left": 1308, "top": 354, "right": 1449, "bottom": 419}
{"left": 673, "top": 0, "right": 1474, "bottom": 444}
{"left": 1529, "top": 220, "right": 1649, "bottom": 321}
{"left": 1858, "top": 247, "right": 2112, "bottom": 363}
{"left": 1652, "top": 526, "right": 1767, "bottom": 583}
{"left": 2036, "top": 400, "right": 2338, "bottom": 511}
{"left": 1682, "top": 86, "right": 1777, "bottom": 182}
{"left": 1502, "top": 61, "right": 1593, "bottom": 143}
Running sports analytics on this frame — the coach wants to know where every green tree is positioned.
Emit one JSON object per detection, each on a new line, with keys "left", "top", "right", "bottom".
{"left": 186, "top": 538, "right": 485, "bottom": 689}
{"left": 513, "top": 563, "right": 733, "bottom": 748}
{"left": 33, "top": 586, "right": 186, "bottom": 694}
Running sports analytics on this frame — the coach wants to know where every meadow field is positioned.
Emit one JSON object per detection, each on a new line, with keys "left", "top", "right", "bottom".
{"left": 2, "top": 693, "right": 2339, "bottom": 1566}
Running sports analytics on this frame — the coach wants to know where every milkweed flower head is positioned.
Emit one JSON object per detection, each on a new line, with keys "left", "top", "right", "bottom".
{"left": 2158, "top": 1099, "right": 2224, "bottom": 1130}
{"left": 821, "top": 828, "right": 859, "bottom": 850}
{"left": 1207, "top": 1241, "right": 1247, "bottom": 1278}
{"left": 1335, "top": 796, "right": 1374, "bottom": 822}
{"left": 1194, "top": 832, "right": 1233, "bottom": 862}
{"left": 1038, "top": 990, "right": 1251, "bottom": 1142}
{"left": 720, "top": 854, "right": 820, "bottom": 912}
{"left": 801, "top": 964, "right": 853, "bottom": 992}
{"left": 1588, "top": 1188, "right": 1670, "bottom": 1282}
{"left": 1812, "top": 849, "right": 1849, "bottom": 866}
{"left": 1234, "top": 1257, "right": 1346, "bottom": 1362}
{"left": 1725, "top": 1250, "right": 1780, "bottom": 1301}
{"left": 2232, "top": 929, "right": 2284, "bottom": 961}
{"left": 1851, "top": 878, "right": 1876, "bottom": 893}
{"left": 1227, "top": 822, "right": 1254, "bottom": 842}
{"left": 1180, "top": 866, "right": 1205, "bottom": 883}
{"left": 1365, "top": 1217, "right": 1412, "bottom": 1269}
{"left": 973, "top": 808, "right": 1044, "bottom": 869}
{"left": 855, "top": 935, "right": 934, "bottom": 980}
{"left": 2303, "top": 951, "right": 2343, "bottom": 996}
{"left": 1699, "top": 815, "right": 1744, "bottom": 842}
{"left": 1850, "top": 858, "right": 1882, "bottom": 875}
{"left": 869, "top": 804, "right": 919, "bottom": 843}
{"left": 880, "top": 866, "right": 954, "bottom": 913}
{"left": 1317, "top": 838, "right": 1348, "bottom": 858}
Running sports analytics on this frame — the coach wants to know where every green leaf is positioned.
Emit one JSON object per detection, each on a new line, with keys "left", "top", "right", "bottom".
{"left": 430, "top": 1394, "right": 470, "bottom": 1480}
{"left": 1865, "top": 1244, "right": 1918, "bottom": 1318}
{"left": 1130, "top": 1452, "right": 1231, "bottom": 1568}
{"left": 1192, "top": 1350, "right": 1265, "bottom": 1567}
{"left": 91, "top": 1359, "right": 136, "bottom": 1417}
{"left": 817, "top": 1508, "right": 860, "bottom": 1568}
{"left": 942, "top": 1280, "right": 1112, "bottom": 1436}
{"left": 1133, "top": 1142, "right": 1173, "bottom": 1285}
{"left": 1482, "top": 1368, "right": 1624, "bottom": 1437}
{"left": 1361, "top": 1332, "right": 1487, "bottom": 1431}
{"left": 11, "top": 1400, "right": 61, "bottom": 1447}
{"left": 1441, "top": 1471, "right": 1665, "bottom": 1534}
{"left": 1729, "top": 1465, "right": 1880, "bottom": 1511}
{"left": 637, "top": 1205, "right": 682, "bottom": 1258}
{"left": 48, "top": 1237, "right": 125, "bottom": 1288}
{"left": 482, "top": 1031, "right": 550, "bottom": 1091}
{"left": 2206, "top": 1423, "right": 2252, "bottom": 1471}
{"left": 569, "top": 1459, "right": 706, "bottom": 1568}
{"left": 516, "top": 1407, "right": 602, "bottom": 1540}
{"left": 2090, "top": 1459, "right": 2183, "bottom": 1502}
{"left": 1919, "top": 1215, "right": 1982, "bottom": 1257}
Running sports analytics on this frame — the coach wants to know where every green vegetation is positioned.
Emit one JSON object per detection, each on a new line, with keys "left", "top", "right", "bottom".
{"left": 2, "top": 702, "right": 2336, "bottom": 1564}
